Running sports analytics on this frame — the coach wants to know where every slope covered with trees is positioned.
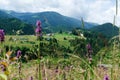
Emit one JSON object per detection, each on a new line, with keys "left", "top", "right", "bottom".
{"left": 90, "top": 23, "right": 119, "bottom": 38}
{"left": 0, "top": 10, "right": 34, "bottom": 35}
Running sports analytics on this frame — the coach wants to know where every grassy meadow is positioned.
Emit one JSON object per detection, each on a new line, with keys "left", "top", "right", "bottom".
{"left": 0, "top": 32, "right": 120, "bottom": 80}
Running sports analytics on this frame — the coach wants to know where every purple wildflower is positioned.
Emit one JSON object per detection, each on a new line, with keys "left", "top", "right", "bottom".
{"left": 86, "top": 43, "right": 92, "bottom": 50}
{"left": 35, "top": 27, "right": 41, "bottom": 33}
{"left": 55, "top": 66, "right": 59, "bottom": 73}
{"left": 104, "top": 74, "right": 109, "bottom": 80}
{"left": 35, "top": 20, "right": 42, "bottom": 37}
{"left": 30, "top": 76, "right": 33, "bottom": 80}
{"left": 0, "top": 29, "right": 5, "bottom": 42}
{"left": 0, "top": 65, "right": 6, "bottom": 71}
{"left": 86, "top": 43, "right": 93, "bottom": 53}
{"left": 17, "top": 50, "right": 22, "bottom": 58}
{"left": 36, "top": 20, "right": 41, "bottom": 27}
{"left": 86, "top": 43, "right": 93, "bottom": 63}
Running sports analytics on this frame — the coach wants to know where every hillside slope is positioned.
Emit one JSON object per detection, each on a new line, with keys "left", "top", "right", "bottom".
{"left": 90, "top": 23, "right": 119, "bottom": 38}
{"left": 8, "top": 11, "right": 97, "bottom": 32}
{"left": 0, "top": 10, "right": 34, "bottom": 35}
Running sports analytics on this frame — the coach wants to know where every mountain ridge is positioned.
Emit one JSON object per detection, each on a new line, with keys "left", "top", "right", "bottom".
{"left": 7, "top": 10, "right": 98, "bottom": 32}
{"left": 0, "top": 9, "right": 119, "bottom": 38}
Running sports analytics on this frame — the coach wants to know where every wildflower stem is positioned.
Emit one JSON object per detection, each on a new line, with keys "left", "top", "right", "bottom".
{"left": 38, "top": 59, "right": 42, "bottom": 80}
{"left": 18, "top": 62, "right": 22, "bottom": 80}
{"left": 38, "top": 40, "right": 42, "bottom": 80}
{"left": 44, "top": 61, "right": 48, "bottom": 80}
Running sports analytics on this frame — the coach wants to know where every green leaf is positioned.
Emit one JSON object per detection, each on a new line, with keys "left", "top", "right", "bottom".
{"left": 0, "top": 74, "right": 7, "bottom": 80}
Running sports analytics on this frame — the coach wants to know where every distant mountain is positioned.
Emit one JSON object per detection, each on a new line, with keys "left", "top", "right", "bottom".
{"left": 0, "top": 10, "right": 13, "bottom": 18}
{"left": 0, "top": 10, "right": 34, "bottom": 35}
{"left": 7, "top": 11, "right": 97, "bottom": 32}
{"left": 90, "top": 23, "right": 119, "bottom": 38}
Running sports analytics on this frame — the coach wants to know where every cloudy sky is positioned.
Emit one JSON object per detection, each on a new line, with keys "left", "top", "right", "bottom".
{"left": 0, "top": 0, "right": 120, "bottom": 25}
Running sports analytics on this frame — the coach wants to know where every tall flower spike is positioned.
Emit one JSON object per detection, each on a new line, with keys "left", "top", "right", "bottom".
{"left": 30, "top": 76, "right": 33, "bottom": 80}
{"left": 86, "top": 43, "right": 91, "bottom": 50}
{"left": 17, "top": 50, "right": 22, "bottom": 58}
{"left": 86, "top": 43, "right": 93, "bottom": 63}
{"left": 35, "top": 20, "right": 42, "bottom": 37}
{"left": 104, "top": 74, "right": 109, "bottom": 80}
{"left": 36, "top": 20, "right": 41, "bottom": 27}
{"left": 0, "top": 29, "right": 5, "bottom": 42}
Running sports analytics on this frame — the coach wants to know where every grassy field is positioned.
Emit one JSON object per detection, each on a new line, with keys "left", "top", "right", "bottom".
{"left": 0, "top": 33, "right": 120, "bottom": 80}
{"left": 5, "top": 33, "right": 77, "bottom": 47}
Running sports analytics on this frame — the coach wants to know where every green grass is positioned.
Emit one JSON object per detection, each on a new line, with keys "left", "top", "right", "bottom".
{"left": 54, "top": 33, "right": 75, "bottom": 47}
{"left": 0, "top": 33, "right": 120, "bottom": 80}
{"left": 44, "top": 33, "right": 78, "bottom": 48}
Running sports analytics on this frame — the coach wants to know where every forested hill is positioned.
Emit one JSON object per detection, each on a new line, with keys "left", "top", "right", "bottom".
{"left": 90, "top": 23, "right": 119, "bottom": 38}
{"left": 0, "top": 10, "right": 34, "bottom": 35}
{"left": 9, "top": 11, "right": 97, "bottom": 32}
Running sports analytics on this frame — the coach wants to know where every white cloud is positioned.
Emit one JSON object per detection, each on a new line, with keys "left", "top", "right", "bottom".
{"left": 85, "top": 0, "right": 120, "bottom": 26}
{"left": 0, "top": 0, "right": 119, "bottom": 25}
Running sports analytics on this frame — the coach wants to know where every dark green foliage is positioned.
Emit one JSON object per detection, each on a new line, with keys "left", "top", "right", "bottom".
{"left": 72, "top": 29, "right": 79, "bottom": 35}
{"left": 4, "top": 45, "right": 30, "bottom": 62}
{"left": 47, "top": 38, "right": 59, "bottom": 57}
{"left": 69, "top": 38, "right": 87, "bottom": 57}
{"left": 90, "top": 23, "right": 119, "bottom": 38}
{"left": 70, "top": 29, "right": 108, "bottom": 57}
{"left": 84, "top": 31, "right": 108, "bottom": 55}
{"left": 59, "top": 30, "right": 63, "bottom": 34}
{"left": 29, "top": 37, "right": 69, "bottom": 58}
{"left": 0, "top": 18, "right": 34, "bottom": 35}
